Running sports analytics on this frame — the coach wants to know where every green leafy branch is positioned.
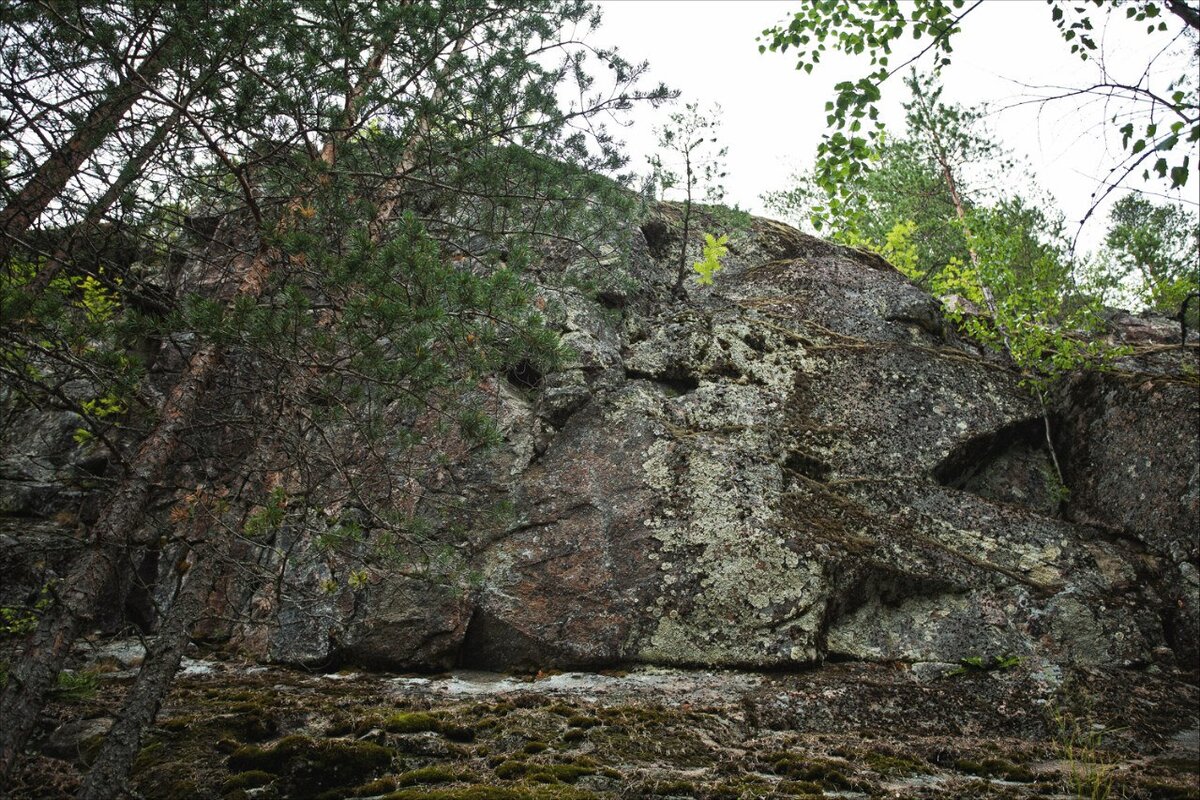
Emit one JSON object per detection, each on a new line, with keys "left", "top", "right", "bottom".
{"left": 760, "top": 0, "right": 974, "bottom": 201}
{"left": 760, "top": 0, "right": 1199, "bottom": 228}
{"left": 693, "top": 232, "right": 729, "bottom": 286}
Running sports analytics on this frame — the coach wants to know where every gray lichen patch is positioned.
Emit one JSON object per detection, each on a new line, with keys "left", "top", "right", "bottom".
{"left": 637, "top": 387, "right": 828, "bottom": 666}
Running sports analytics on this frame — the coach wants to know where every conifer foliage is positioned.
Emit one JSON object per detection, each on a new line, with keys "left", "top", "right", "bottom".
{"left": 0, "top": 1, "right": 668, "bottom": 790}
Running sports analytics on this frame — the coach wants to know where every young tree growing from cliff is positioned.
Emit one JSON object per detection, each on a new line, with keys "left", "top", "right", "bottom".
{"left": 767, "top": 71, "right": 1116, "bottom": 488}
{"left": 766, "top": 72, "right": 1092, "bottom": 325}
{"left": 763, "top": 132, "right": 972, "bottom": 288}
{"left": 647, "top": 102, "right": 729, "bottom": 294}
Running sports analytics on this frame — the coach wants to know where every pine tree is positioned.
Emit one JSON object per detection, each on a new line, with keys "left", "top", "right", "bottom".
{"left": 647, "top": 102, "right": 728, "bottom": 294}
{"left": 0, "top": 1, "right": 669, "bottom": 785}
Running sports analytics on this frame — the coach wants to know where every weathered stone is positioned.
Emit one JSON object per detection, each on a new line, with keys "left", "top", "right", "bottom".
{"left": 342, "top": 577, "right": 471, "bottom": 670}
{"left": 0, "top": 408, "right": 92, "bottom": 517}
{"left": 4, "top": 205, "right": 1196, "bottom": 678}
{"left": 232, "top": 210, "right": 1200, "bottom": 671}
{"left": 42, "top": 717, "right": 112, "bottom": 765}
{"left": 1058, "top": 370, "right": 1198, "bottom": 564}
{"left": 465, "top": 384, "right": 664, "bottom": 667}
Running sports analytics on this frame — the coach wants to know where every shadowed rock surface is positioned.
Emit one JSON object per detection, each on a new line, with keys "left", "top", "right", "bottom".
{"left": 244, "top": 206, "right": 1193, "bottom": 675}
{"left": 3, "top": 206, "right": 1197, "bottom": 672}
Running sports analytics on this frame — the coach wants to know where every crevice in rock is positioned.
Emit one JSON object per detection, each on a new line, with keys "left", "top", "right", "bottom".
{"left": 594, "top": 290, "right": 626, "bottom": 309}
{"left": 122, "top": 547, "right": 161, "bottom": 633}
{"left": 821, "top": 565, "right": 966, "bottom": 656}
{"left": 1161, "top": 589, "right": 1198, "bottom": 666}
{"left": 640, "top": 219, "right": 674, "bottom": 261}
{"left": 838, "top": 568, "right": 963, "bottom": 617}
{"left": 743, "top": 331, "right": 769, "bottom": 353}
{"left": 74, "top": 453, "right": 110, "bottom": 478}
{"left": 458, "top": 607, "right": 545, "bottom": 670}
{"left": 933, "top": 418, "right": 1066, "bottom": 514}
{"left": 624, "top": 368, "right": 699, "bottom": 397}
{"left": 782, "top": 449, "right": 831, "bottom": 483}
{"left": 505, "top": 360, "right": 543, "bottom": 391}
{"left": 704, "top": 361, "right": 748, "bottom": 383}
{"left": 934, "top": 418, "right": 1044, "bottom": 487}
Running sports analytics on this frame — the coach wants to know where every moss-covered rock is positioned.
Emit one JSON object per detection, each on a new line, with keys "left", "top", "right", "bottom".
{"left": 953, "top": 757, "right": 1036, "bottom": 783}
{"left": 227, "top": 735, "right": 392, "bottom": 798}
{"left": 384, "top": 711, "right": 441, "bottom": 733}
{"left": 394, "top": 766, "right": 472, "bottom": 786}
{"left": 221, "top": 770, "right": 274, "bottom": 791}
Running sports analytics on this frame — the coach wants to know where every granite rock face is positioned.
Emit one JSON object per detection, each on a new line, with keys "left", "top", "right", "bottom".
{"left": 3, "top": 206, "right": 1196, "bottom": 674}
{"left": 1055, "top": 316, "right": 1200, "bottom": 666}
{"left": 283, "top": 208, "right": 1196, "bottom": 672}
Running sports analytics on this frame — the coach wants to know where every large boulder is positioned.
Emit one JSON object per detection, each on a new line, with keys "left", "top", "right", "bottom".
{"left": 1055, "top": 313, "right": 1200, "bottom": 665}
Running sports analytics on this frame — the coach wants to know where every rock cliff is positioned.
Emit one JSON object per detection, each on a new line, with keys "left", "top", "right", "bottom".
{"left": 3, "top": 204, "right": 1197, "bottom": 678}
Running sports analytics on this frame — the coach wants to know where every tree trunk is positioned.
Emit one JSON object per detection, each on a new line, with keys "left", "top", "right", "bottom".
{"left": 0, "top": 33, "right": 177, "bottom": 266}
{"left": 0, "top": 10, "right": 403, "bottom": 774}
{"left": 0, "top": 242, "right": 277, "bottom": 778}
{"left": 371, "top": 33, "right": 467, "bottom": 233}
{"left": 77, "top": 533, "right": 223, "bottom": 800}
{"left": 914, "top": 88, "right": 1068, "bottom": 491}
{"left": 673, "top": 146, "right": 695, "bottom": 296}
{"left": 1166, "top": 0, "right": 1200, "bottom": 32}
{"left": 319, "top": 34, "right": 397, "bottom": 166}
{"left": 0, "top": 342, "right": 219, "bottom": 779}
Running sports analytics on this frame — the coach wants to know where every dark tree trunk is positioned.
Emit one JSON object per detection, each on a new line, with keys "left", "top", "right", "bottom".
{"left": 673, "top": 149, "right": 695, "bottom": 297}
{"left": 0, "top": 14, "right": 398, "bottom": 780}
{"left": 77, "top": 537, "right": 222, "bottom": 800}
{"left": 0, "top": 341, "right": 220, "bottom": 780}
{"left": 19, "top": 109, "right": 182, "bottom": 302}
{"left": 77, "top": 425, "right": 280, "bottom": 800}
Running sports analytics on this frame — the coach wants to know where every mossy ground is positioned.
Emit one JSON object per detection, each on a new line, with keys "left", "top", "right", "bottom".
{"left": 7, "top": 657, "right": 1198, "bottom": 799}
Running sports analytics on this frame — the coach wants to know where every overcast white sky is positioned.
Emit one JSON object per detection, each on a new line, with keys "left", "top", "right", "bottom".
{"left": 587, "top": 0, "right": 1199, "bottom": 252}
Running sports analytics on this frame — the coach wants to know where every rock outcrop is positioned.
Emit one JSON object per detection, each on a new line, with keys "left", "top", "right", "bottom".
{"left": 3, "top": 205, "right": 1197, "bottom": 677}
{"left": 228, "top": 206, "right": 1199, "bottom": 673}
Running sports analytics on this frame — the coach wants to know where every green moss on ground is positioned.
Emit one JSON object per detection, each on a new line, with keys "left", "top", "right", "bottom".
{"left": 43, "top": 659, "right": 1190, "bottom": 800}
{"left": 394, "top": 765, "right": 473, "bottom": 786}
{"left": 765, "top": 752, "right": 866, "bottom": 791}
{"left": 221, "top": 770, "right": 274, "bottom": 791}
{"left": 861, "top": 750, "right": 931, "bottom": 776}
{"left": 385, "top": 711, "right": 441, "bottom": 733}
{"left": 382, "top": 788, "right": 599, "bottom": 800}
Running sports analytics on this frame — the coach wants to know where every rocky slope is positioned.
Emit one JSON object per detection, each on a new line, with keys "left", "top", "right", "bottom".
{"left": 7, "top": 644, "right": 1197, "bottom": 799}
{"left": 3, "top": 203, "right": 1198, "bottom": 799}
